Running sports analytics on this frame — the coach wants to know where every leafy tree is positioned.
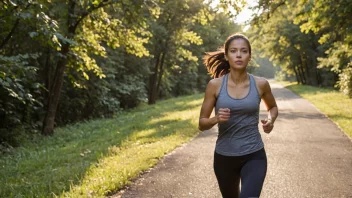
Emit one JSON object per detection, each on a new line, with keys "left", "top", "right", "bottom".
{"left": 249, "top": 1, "right": 330, "bottom": 86}
{"left": 147, "top": 0, "right": 247, "bottom": 103}
{"left": 0, "top": 0, "right": 58, "bottom": 143}
{"left": 38, "top": 0, "right": 154, "bottom": 135}
{"left": 146, "top": 0, "right": 204, "bottom": 104}
{"left": 251, "top": 0, "right": 351, "bottom": 94}
{"left": 294, "top": 0, "right": 352, "bottom": 95}
{"left": 0, "top": 0, "right": 246, "bottom": 145}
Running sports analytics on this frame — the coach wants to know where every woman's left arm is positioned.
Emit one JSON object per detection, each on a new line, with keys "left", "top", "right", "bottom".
{"left": 260, "top": 79, "right": 278, "bottom": 133}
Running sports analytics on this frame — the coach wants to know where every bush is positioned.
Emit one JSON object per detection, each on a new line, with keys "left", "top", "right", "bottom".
{"left": 0, "top": 54, "right": 43, "bottom": 145}
{"left": 337, "top": 66, "right": 352, "bottom": 98}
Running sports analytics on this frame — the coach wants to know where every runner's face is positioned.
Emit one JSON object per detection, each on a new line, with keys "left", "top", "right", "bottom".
{"left": 225, "top": 39, "right": 251, "bottom": 70}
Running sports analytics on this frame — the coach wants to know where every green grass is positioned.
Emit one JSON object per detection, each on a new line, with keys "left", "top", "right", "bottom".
{"left": 281, "top": 82, "right": 352, "bottom": 138}
{"left": 0, "top": 94, "right": 204, "bottom": 197}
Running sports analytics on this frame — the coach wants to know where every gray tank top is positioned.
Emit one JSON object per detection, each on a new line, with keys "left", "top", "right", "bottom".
{"left": 215, "top": 73, "right": 264, "bottom": 156}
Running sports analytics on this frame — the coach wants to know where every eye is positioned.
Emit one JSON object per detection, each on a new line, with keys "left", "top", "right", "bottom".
{"left": 230, "top": 50, "right": 235, "bottom": 53}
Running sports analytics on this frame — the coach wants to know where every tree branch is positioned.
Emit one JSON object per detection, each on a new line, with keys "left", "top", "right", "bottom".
{"left": 0, "top": 2, "right": 31, "bottom": 49}
{"left": 70, "top": 0, "right": 112, "bottom": 34}
{"left": 0, "top": 18, "right": 19, "bottom": 49}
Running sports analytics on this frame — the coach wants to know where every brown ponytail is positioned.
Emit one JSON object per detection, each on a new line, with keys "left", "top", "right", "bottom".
{"left": 203, "top": 33, "right": 251, "bottom": 78}
{"left": 203, "top": 49, "right": 229, "bottom": 78}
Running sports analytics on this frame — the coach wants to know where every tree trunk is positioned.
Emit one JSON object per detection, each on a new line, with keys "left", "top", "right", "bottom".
{"left": 41, "top": 0, "right": 119, "bottom": 135}
{"left": 301, "top": 52, "right": 317, "bottom": 86}
{"left": 148, "top": 52, "right": 161, "bottom": 104}
{"left": 42, "top": 1, "right": 76, "bottom": 135}
{"left": 42, "top": 44, "right": 70, "bottom": 135}
{"left": 293, "top": 65, "right": 300, "bottom": 84}
{"left": 311, "top": 57, "right": 320, "bottom": 85}
{"left": 301, "top": 54, "right": 309, "bottom": 85}
{"left": 298, "top": 63, "right": 306, "bottom": 84}
{"left": 43, "top": 47, "right": 52, "bottom": 101}
{"left": 311, "top": 38, "right": 322, "bottom": 85}
{"left": 156, "top": 52, "right": 166, "bottom": 98}
{"left": 297, "top": 52, "right": 307, "bottom": 84}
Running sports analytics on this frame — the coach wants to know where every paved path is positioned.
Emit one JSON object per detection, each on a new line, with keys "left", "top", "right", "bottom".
{"left": 112, "top": 82, "right": 352, "bottom": 198}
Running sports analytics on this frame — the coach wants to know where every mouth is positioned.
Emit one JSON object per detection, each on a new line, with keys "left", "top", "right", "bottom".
{"left": 235, "top": 61, "right": 243, "bottom": 65}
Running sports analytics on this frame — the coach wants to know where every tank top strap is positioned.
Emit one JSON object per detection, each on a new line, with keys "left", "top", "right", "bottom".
{"left": 218, "top": 73, "right": 228, "bottom": 96}
{"left": 249, "top": 74, "right": 260, "bottom": 99}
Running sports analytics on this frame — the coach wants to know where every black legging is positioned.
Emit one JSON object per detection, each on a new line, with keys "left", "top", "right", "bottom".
{"left": 213, "top": 148, "right": 267, "bottom": 198}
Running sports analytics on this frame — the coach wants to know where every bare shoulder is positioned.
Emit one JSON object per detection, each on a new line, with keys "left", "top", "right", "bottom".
{"left": 252, "top": 75, "right": 271, "bottom": 96}
{"left": 208, "top": 76, "right": 223, "bottom": 87}
{"left": 253, "top": 75, "right": 269, "bottom": 86}
{"left": 206, "top": 76, "right": 224, "bottom": 97}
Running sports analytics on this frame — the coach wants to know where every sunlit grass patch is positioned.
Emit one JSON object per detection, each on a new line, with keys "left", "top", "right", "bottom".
{"left": 0, "top": 94, "right": 204, "bottom": 197}
{"left": 281, "top": 82, "right": 352, "bottom": 138}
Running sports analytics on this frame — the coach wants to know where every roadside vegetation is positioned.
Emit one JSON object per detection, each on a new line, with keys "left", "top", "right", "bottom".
{"left": 282, "top": 82, "right": 352, "bottom": 138}
{"left": 0, "top": 94, "right": 203, "bottom": 197}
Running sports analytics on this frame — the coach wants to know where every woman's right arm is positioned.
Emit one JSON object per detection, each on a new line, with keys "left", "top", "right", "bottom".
{"left": 198, "top": 79, "right": 230, "bottom": 131}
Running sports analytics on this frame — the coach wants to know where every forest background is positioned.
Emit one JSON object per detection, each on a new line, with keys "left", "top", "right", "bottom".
{"left": 1, "top": 0, "right": 351, "bottom": 147}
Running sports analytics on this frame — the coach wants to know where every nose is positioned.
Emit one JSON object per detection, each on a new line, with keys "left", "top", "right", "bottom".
{"left": 236, "top": 51, "right": 241, "bottom": 57}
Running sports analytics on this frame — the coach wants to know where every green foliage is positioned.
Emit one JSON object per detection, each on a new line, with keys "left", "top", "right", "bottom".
{"left": 0, "top": 0, "right": 68, "bottom": 142}
{"left": 252, "top": 0, "right": 352, "bottom": 92}
{"left": 166, "top": 2, "right": 242, "bottom": 97}
{"left": 0, "top": 94, "right": 203, "bottom": 197}
{"left": 0, "top": 53, "right": 43, "bottom": 144}
{"left": 337, "top": 66, "right": 352, "bottom": 98}
{"left": 0, "top": 0, "right": 243, "bottom": 145}
{"left": 99, "top": 47, "right": 150, "bottom": 109}
{"left": 295, "top": 0, "right": 352, "bottom": 79}
{"left": 249, "top": 1, "right": 340, "bottom": 86}
{"left": 145, "top": 0, "right": 207, "bottom": 103}
{"left": 317, "top": 41, "right": 352, "bottom": 73}
{"left": 249, "top": 5, "right": 308, "bottom": 82}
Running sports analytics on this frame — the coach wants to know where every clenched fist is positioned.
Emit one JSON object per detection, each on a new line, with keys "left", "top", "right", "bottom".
{"left": 261, "top": 119, "right": 274, "bottom": 133}
{"left": 217, "top": 108, "right": 230, "bottom": 123}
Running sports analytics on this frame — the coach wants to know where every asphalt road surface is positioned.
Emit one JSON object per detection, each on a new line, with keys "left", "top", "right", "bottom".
{"left": 111, "top": 82, "right": 352, "bottom": 198}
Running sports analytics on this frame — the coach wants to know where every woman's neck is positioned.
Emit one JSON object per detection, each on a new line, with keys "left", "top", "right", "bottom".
{"left": 228, "top": 70, "right": 248, "bottom": 85}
